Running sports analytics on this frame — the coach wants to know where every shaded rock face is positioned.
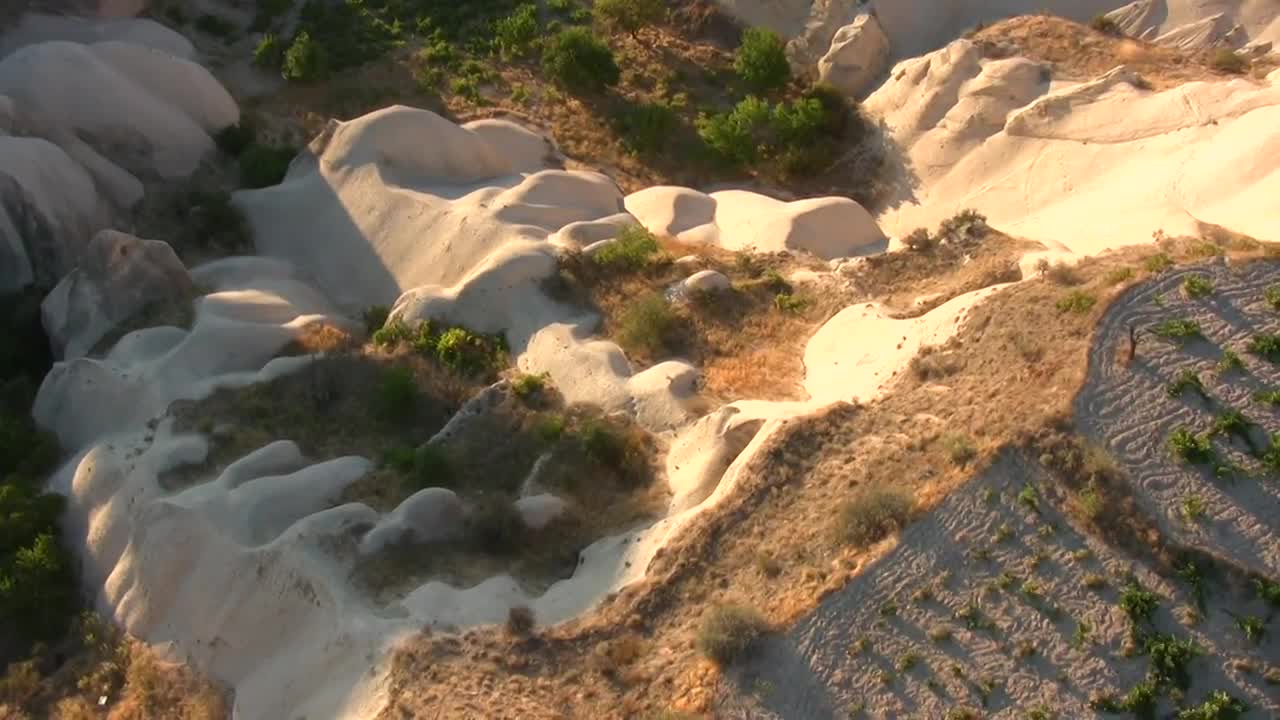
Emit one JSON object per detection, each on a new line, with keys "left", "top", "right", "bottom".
{"left": 0, "top": 158, "right": 101, "bottom": 292}
{"left": 41, "top": 229, "right": 192, "bottom": 359}
{"left": 818, "top": 13, "right": 891, "bottom": 98}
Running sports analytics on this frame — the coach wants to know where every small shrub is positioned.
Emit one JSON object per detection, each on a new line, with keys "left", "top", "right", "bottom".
{"left": 239, "top": 144, "right": 295, "bottom": 188}
{"left": 614, "top": 101, "right": 678, "bottom": 156}
{"left": 936, "top": 209, "right": 988, "bottom": 244}
{"left": 927, "top": 625, "right": 952, "bottom": 643}
{"left": 593, "top": 225, "right": 660, "bottom": 270}
{"left": 535, "top": 413, "right": 566, "bottom": 443}
{"left": 1169, "top": 427, "right": 1214, "bottom": 464}
{"left": 1166, "top": 369, "right": 1206, "bottom": 400}
{"left": 773, "top": 293, "right": 808, "bottom": 313}
{"left": 1180, "top": 494, "right": 1207, "bottom": 523}
{"left": 697, "top": 95, "right": 772, "bottom": 165}
{"left": 896, "top": 651, "right": 920, "bottom": 672}
{"left": 511, "top": 372, "right": 548, "bottom": 399}
{"left": 408, "top": 445, "right": 451, "bottom": 490}
{"left": 1257, "top": 388, "right": 1280, "bottom": 405}
{"left": 1211, "top": 409, "right": 1256, "bottom": 450}
{"left": 506, "top": 605, "right": 535, "bottom": 635}
{"left": 376, "top": 367, "right": 418, "bottom": 421}
{"left": 1246, "top": 334, "right": 1280, "bottom": 362}
{"left": 592, "top": 0, "right": 665, "bottom": 36}
{"left": 1119, "top": 678, "right": 1159, "bottom": 719}
{"left": 1209, "top": 48, "right": 1247, "bottom": 74}
{"left": 1090, "top": 15, "right": 1121, "bottom": 35}
{"left": 1041, "top": 261, "right": 1082, "bottom": 286}
{"left": 1017, "top": 483, "right": 1039, "bottom": 513}
{"left": 1256, "top": 577, "right": 1280, "bottom": 607}
{"left": 542, "top": 28, "right": 620, "bottom": 94}
{"left": 903, "top": 228, "right": 936, "bottom": 252}
{"left": 697, "top": 605, "right": 768, "bottom": 665}
{"left": 1104, "top": 267, "right": 1135, "bottom": 285}
{"left": 282, "top": 31, "right": 328, "bottom": 82}
{"left": 1182, "top": 274, "right": 1215, "bottom": 299}
{"left": 1176, "top": 691, "right": 1246, "bottom": 720}
{"left": 1264, "top": 285, "right": 1280, "bottom": 311}
{"left": 1119, "top": 583, "right": 1160, "bottom": 626}
{"left": 734, "top": 27, "right": 789, "bottom": 92}
{"left": 1056, "top": 290, "right": 1096, "bottom": 314}
{"left": 1146, "top": 633, "right": 1198, "bottom": 689}
{"left": 362, "top": 305, "right": 390, "bottom": 336}
{"left": 495, "top": 4, "right": 540, "bottom": 58}
{"left": 616, "top": 293, "right": 676, "bottom": 356}
{"left": 1084, "top": 573, "right": 1107, "bottom": 590}
{"left": 1152, "top": 319, "right": 1202, "bottom": 341}
{"left": 1145, "top": 253, "right": 1174, "bottom": 273}
{"left": 1216, "top": 348, "right": 1244, "bottom": 374}
{"left": 1235, "top": 615, "right": 1265, "bottom": 644}
{"left": 942, "top": 434, "right": 977, "bottom": 466}
{"left": 834, "top": 484, "right": 914, "bottom": 547}
{"left": 253, "top": 32, "right": 285, "bottom": 69}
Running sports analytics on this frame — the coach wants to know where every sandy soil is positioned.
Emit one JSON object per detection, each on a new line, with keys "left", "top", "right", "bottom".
{"left": 1076, "top": 259, "right": 1280, "bottom": 575}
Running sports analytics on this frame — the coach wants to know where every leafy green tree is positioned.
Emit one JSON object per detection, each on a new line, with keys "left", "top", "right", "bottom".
{"left": 734, "top": 27, "right": 790, "bottom": 92}
{"left": 542, "top": 28, "right": 620, "bottom": 94}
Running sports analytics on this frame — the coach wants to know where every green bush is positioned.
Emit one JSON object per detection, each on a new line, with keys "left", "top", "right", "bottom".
{"left": 1118, "top": 679, "right": 1158, "bottom": 720}
{"left": 239, "top": 144, "right": 296, "bottom": 189}
{"left": 697, "top": 95, "right": 840, "bottom": 171}
{"left": 1056, "top": 290, "right": 1097, "bottom": 314}
{"left": 734, "top": 27, "right": 789, "bottom": 92}
{"left": 542, "top": 28, "right": 620, "bottom": 94}
{"left": 614, "top": 101, "right": 678, "bottom": 156}
{"left": 1146, "top": 633, "right": 1198, "bottom": 690}
{"left": 187, "top": 190, "right": 254, "bottom": 254}
{"left": 616, "top": 292, "right": 676, "bottom": 356}
{"left": 1182, "top": 274, "right": 1215, "bottom": 298}
{"left": 697, "top": 95, "right": 773, "bottom": 165}
{"left": 282, "top": 30, "right": 328, "bottom": 81}
{"left": 1152, "top": 319, "right": 1202, "bottom": 341}
{"left": 253, "top": 33, "right": 285, "bottom": 69}
{"left": 593, "top": 0, "right": 664, "bottom": 36}
{"left": 1209, "top": 48, "right": 1246, "bottom": 74}
{"left": 1166, "top": 369, "right": 1206, "bottom": 399}
{"left": 593, "top": 225, "right": 660, "bottom": 270}
{"left": 696, "top": 604, "right": 768, "bottom": 665}
{"left": 1119, "top": 583, "right": 1160, "bottom": 626}
{"left": 408, "top": 445, "right": 451, "bottom": 490}
{"left": 834, "top": 485, "right": 914, "bottom": 547}
{"left": 1089, "top": 15, "right": 1121, "bottom": 35}
{"left": 1176, "top": 691, "right": 1246, "bottom": 720}
{"left": 362, "top": 305, "right": 390, "bottom": 336}
{"left": 511, "top": 372, "right": 548, "bottom": 399}
{"left": 1265, "top": 285, "right": 1280, "bottom": 311}
{"left": 495, "top": 4, "right": 540, "bottom": 58}
{"left": 1247, "top": 333, "right": 1280, "bottom": 362}
{"left": 1169, "top": 427, "right": 1214, "bottom": 464}
{"left": 377, "top": 367, "right": 418, "bottom": 422}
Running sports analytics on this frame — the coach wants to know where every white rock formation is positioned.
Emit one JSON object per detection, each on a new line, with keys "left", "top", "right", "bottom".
{"left": 0, "top": 134, "right": 109, "bottom": 291}
{"left": 625, "top": 186, "right": 887, "bottom": 259}
{"left": 867, "top": 37, "right": 1280, "bottom": 251}
{"left": 0, "top": 20, "right": 236, "bottom": 290}
{"left": 515, "top": 494, "right": 568, "bottom": 530}
{"left": 359, "top": 488, "right": 468, "bottom": 554}
{"left": 682, "top": 269, "right": 732, "bottom": 293}
{"left": 818, "top": 13, "right": 891, "bottom": 97}
{"left": 41, "top": 229, "right": 192, "bottom": 360}
{"left": 0, "top": 13, "right": 192, "bottom": 59}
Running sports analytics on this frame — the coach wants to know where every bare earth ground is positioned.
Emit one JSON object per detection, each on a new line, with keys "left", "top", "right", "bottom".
{"left": 716, "top": 450, "right": 1278, "bottom": 718}
{"left": 374, "top": 238, "right": 1279, "bottom": 719}
{"left": 1076, "top": 260, "right": 1280, "bottom": 575}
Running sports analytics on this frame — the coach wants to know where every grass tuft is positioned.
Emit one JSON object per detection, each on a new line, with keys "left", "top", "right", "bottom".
{"left": 834, "top": 484, "right": 914, "bottom": 548}
{"left": 696, "top": 605, "right": 768, "bottom": 665}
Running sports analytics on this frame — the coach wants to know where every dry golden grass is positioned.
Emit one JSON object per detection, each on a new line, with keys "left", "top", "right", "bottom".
{"left": 373, "top": 231, "right": 1279, "bottom": 720}
{"left": 548, "top": 238, "right": 856, "bottom": 403}
{"left": 974, "top": 15, "right": 1278, "bottom": 90}
{"left": 1, "top": 616, "right": 228, "bottom": 720}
